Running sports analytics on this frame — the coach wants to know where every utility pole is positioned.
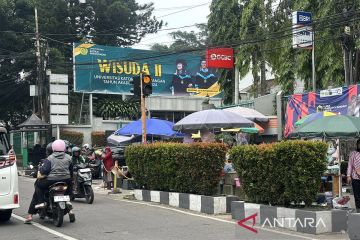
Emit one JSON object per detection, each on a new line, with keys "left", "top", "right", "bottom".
{"left": 35, "top": 7, "right": 43, "bottom": 118}
{"left": 312, "top": 27, "right": 316, "bottom": 92}
{"left": 234, "top": 68, "right": 239, "bottom": 105}
{"left": 140, "top": 73, "right": 147, "bottom": 144}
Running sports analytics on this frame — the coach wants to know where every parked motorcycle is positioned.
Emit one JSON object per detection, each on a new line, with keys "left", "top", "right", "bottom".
{"left": 36, "top": 182, "right": 75, "bottom": 227}
{"left": 71, "top": 163, "right": 94, "bottom": 204}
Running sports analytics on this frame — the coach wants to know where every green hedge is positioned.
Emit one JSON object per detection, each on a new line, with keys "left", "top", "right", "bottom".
{"left": 125, "top": 143, "right": 227, "bottom": 195}
{"left": 91, "top": 131, "right": 106, "bottom": 147}
{"left": 60, "top": 130, "right": 84, "bottom": 146}
{"left": 229, "top": 140, "right": 327, "bottom": 206}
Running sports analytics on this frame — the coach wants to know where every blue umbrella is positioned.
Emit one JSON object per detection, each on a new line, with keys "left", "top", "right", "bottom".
{"left": 115, "top": 118, "right": 180, "bottom": 137}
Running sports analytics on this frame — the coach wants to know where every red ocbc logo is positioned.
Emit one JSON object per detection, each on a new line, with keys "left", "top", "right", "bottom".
{"left": 206, "top": 48, "right": 234, "bottom": 69}
{"left": 210, "top": 53, "right": 232, "bottom": 61}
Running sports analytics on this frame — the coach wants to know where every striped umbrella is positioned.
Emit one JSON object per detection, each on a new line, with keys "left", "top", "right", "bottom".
{"left": 295, "top": 111, "right": 337, "bottom": 127}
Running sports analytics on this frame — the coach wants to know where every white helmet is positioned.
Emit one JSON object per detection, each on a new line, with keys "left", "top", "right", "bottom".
{"left": 82, "top": 143, "right": 91, "bottom": 150}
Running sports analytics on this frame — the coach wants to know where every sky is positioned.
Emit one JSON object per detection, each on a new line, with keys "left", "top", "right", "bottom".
{"left": 133, "top": 0, "right": 211, "bottom": 50}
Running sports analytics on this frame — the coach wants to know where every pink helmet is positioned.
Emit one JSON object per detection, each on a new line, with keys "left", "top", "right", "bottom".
{"left": 52, "top": 139, "right": 66, "bottom": 152}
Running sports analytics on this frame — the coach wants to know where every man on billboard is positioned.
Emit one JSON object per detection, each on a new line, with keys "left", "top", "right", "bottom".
{"left": 195, "top": 58, "right": 216, "bottom": 89}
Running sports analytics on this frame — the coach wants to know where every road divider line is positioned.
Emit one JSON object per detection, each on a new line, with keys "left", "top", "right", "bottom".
{"left": 12, "top": 214, "right": 78, "bottom": 240}
{"left": 111, "top": 198, "right": 318, "bottom": 240}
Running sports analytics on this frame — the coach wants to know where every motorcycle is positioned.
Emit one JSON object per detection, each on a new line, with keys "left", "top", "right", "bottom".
{"left": 71, "top": 164, "right": 94, "bottom": 204}
{"left": 88, "top": 158, "right": 102, "bottom": 179}
{"left": 37, "top": 182, "right": 75, "bottom": 227}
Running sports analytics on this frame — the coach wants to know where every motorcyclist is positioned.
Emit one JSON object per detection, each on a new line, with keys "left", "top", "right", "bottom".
{"left": 82, "top": 144, "right": 95, "bottom": 162}
{"left": 71, "top": 146, "right": 86, "bottom": 193}
{"left": 64, "top": 140, "right": 72, "bottom": 156}
{"left": 46, "top": 142, "right": 53, "bottom": 156}
{"left": 25, "top": 139, "right": 73, "bottom": 223}
{"left": 71, "top": 146, "right": 86, "bottom": 166}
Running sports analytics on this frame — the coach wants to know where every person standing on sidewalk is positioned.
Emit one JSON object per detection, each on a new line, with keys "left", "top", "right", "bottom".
{"left": 102, "top": 146, "right": 114, "bottom": 190}
{"left": 347, "top": 139, "right": 360, "bottom": 213}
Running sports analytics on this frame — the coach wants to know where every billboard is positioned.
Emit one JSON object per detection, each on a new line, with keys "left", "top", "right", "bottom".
{"left": 206, "top": 48, "right": 234, "bottom": 69}
{"left": 73, "top": 43, "right": 222, "bottom": 97}
{"left": 292, "top": 11, "right": 313, "bottom": 49}
{"left": 284, "top": 84, "right": 360, "bottom": 137}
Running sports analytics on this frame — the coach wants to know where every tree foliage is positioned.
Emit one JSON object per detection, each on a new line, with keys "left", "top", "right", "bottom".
{"left": 94, "top": 98, "right": 140, "bottom": 120}
{"left": 151, "top": 24, "right": 207, "bottom": 52}
{"left": 0, "top": 0, "right": 162, "bottom": 127}
{"left": 207, "top": 0, "right": 360, "bottom": 97}
{"left": 208, "top": 0, "right": 242, "bottom": 104}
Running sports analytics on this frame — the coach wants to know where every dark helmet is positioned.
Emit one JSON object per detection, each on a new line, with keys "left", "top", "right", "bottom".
{"left": 72, "top": 146, "right": 81, "bottom": 154}
{"left": 46, "top": 142, "right": 53, "bottom": 156}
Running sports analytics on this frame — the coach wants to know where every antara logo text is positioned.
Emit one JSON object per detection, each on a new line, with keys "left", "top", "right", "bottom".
{"left": 237, "top": 213, "right": 326, "bottom": 234}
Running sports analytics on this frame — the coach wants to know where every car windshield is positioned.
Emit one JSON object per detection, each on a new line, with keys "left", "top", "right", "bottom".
{"left": 0, "top": 133, "right": 9, "bottom": 156}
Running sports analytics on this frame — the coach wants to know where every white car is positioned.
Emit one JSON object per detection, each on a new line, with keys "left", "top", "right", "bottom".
{"left": 0, "top": 124, "right": 19, "bottom": 222}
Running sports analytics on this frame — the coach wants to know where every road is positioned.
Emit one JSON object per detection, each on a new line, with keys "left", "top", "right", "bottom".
{"left": 0, "top": 177, "right": 347, "bottom": 240}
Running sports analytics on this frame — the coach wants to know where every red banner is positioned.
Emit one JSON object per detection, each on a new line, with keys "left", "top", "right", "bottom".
{"left": 206, "top": 48, "right": 234, "bottom": 69}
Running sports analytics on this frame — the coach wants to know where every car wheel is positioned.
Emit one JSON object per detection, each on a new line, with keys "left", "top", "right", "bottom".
{"left": 0, "top": 210, "right": 12, "bottom": 222}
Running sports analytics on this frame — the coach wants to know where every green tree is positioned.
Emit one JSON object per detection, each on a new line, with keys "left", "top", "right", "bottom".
{"left": 266, "top": 1, "right": 297, "bottom": 94}
{"left": 267, "top": 0, "right": 360, "bottom": 93}
{"left": 0, "top": 0, "right": 35, "bottom": 128}
{"left": 207, "top": 0, "right": 242, "bottom": 104}
{"left": 151, "top": 24, "right": 207, "bottom": 52}
{"left": 0, "top": 0, "right": 162, "bottom": 127}
{"left": 237, "top": 0, "right": 273, "bottom": 97}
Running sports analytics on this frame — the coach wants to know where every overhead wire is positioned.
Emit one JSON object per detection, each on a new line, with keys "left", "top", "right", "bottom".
{"left": 42, "top": 19, "right": 358, "bottom": 70}
{"left": 2, "top": 4, "right": 360, "bottom": 72}
{"left": 50, "top": 14, "right": 360, "bottom": 69}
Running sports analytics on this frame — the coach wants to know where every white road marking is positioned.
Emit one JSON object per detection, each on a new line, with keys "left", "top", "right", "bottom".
{"left": 12, "top": 214, "right": 78, "bottom": 240}
{"left": 110, "top": 198, "right": 319, "bottom": 240}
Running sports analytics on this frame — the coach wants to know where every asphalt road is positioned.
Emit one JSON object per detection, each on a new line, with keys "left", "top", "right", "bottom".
{"left": 0, "top": 177, "right": 347, "bottom": 240}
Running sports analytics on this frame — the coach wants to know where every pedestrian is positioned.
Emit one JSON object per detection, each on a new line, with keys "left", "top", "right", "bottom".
{"left": 347, "top": 138, "right": 360, "bottom": 213}
{"left": 224, "top": 159, "right": 235, "bottom": 173}
{"left": 32, "top": 140, "right": 42, "bottom": 166}
{"left": 102, "top": 146, "right": 114, "bottom": 190}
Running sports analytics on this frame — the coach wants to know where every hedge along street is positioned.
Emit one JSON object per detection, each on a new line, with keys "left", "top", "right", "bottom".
{"left": 230, "top": 140, "right": 328, "bottom": 206}
{"left": 125, "top": 143, "right": 227, "bottom": 195}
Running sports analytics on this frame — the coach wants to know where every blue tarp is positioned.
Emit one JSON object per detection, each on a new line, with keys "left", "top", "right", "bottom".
{"left": 115, "top": 118, "right": 181, "bottom": 137}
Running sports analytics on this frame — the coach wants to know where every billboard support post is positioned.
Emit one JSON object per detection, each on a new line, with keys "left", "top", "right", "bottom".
{"left": 140, "top": 73, "right": 147, "bottom": 144}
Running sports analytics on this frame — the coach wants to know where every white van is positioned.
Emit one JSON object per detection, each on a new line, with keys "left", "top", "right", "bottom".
{"left": 0, "top": 124, "right": 19, "bottom": 222}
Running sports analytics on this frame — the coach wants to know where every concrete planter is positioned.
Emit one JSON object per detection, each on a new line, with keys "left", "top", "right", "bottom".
{"left": 133, "top": 189, "right": 237, "bottom": 215}
{"left": 231, "top": 201, "right": 349, "bottom": 234}
{"left": 348, "top": 213, "right": 360, "bottom": 240}
{"left": 122, "top": 179, "right": 135, "bottom": 190}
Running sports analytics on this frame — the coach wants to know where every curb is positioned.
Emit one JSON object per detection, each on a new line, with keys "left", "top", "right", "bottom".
{"left": 134, "top": 189, "right": 239, "bottom": 215}
{"left": 231, "top": 201, "right": 350, "bottom": 234}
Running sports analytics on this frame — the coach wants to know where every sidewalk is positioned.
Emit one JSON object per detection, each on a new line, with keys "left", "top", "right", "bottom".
{"left": 92, "top": 179, "right": 135, "bottom": 198}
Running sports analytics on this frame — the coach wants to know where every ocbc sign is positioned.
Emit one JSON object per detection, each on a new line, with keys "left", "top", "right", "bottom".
{"left": 206, "top": 48, "right": 234, "bottom": 69}
{"left": 210, "top": 54, "right": 232, "bottom": 61}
